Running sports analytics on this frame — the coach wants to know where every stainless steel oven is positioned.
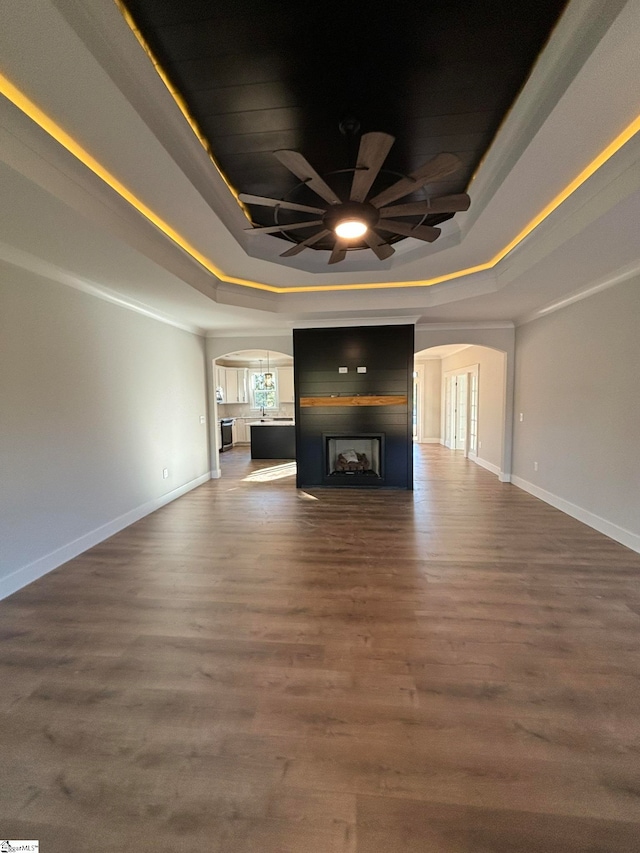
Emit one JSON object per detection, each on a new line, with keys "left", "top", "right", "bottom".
{"left": 220, "top": 418, "right": 234, "bottom": 451}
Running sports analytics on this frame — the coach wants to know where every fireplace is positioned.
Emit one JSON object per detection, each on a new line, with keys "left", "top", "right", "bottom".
{"left": 294, "top": 325, "right": 413, "bottom": 490}
{"left": 324, "top": 434, "right": 384, "bottom": 484}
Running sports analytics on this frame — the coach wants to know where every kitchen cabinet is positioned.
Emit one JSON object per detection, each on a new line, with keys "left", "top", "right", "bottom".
{"left": 235, "top": 368, "right": 248, "bottom": 404}
{"left": 215, "top": 366, "right": 227, "bottom": 402}
{"left": 216, "top": 366, "right": 248, "bottom": 404}
{"left": 225, "top": 368, "right": 249, "bottom": 404}
{"left": 278, "top": 366, "right": 295, "bottom": 403}
{"left": 249, "top": 421, "right": 296, "bottom": 459}
{"left": 234, "top": 419, "right": 248, "bottom": 443}
{"left": 225, "top": 368, "right": 238, "bottom": 403}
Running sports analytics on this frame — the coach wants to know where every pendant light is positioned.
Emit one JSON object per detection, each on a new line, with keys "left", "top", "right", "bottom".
{"left": 264, "top": 350, "right": 273, "bottom": 388}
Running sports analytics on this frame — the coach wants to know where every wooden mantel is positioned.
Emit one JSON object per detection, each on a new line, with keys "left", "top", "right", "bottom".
{"left": 299, "top": 395, "right": 408, "bottom": 408}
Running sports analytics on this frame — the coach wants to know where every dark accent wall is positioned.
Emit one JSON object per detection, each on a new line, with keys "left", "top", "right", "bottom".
{"left": 294, "top": 325, "right": 414, "bottom": 489}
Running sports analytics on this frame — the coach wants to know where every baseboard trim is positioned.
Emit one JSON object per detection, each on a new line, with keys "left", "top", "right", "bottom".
{"left": 511, "top": 475, "right": 640, "bottom": 554}
{"left": 469, "top": 454, "right": 510, "bottom": 483}
{"left": 0, "top": 472, "right": 212, "bottom": 601}
{"left": 210, "top": 469, "right": 221, "bottom": 479}
{"left": 471, "top": 455, "right": 500, "bottom": 476}
{"left": 419, "top": 437, "right": 441, "bottom": 444}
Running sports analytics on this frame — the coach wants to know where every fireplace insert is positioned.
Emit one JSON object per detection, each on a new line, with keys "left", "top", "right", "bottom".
{"left": 324, "top": 433, "right": 384, "bottom": 484}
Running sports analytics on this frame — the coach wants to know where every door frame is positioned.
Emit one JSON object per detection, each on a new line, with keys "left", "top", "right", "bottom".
{"left": 443, "top": 364, "right": 479, "bottom": 457}
{"left": 413, "top": 363, "right": 425, "bottom": 442}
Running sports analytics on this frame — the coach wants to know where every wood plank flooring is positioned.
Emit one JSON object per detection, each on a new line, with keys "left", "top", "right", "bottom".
{"left": 1, "top": 445, "right": 640, "bottom": 852}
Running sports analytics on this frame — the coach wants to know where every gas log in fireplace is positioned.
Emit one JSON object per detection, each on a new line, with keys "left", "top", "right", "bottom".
{"left": 294, "top": 325, "right": 413, "bottom": 490}
{"left": 325, "top": 434, "right": 384, "bottom": 483}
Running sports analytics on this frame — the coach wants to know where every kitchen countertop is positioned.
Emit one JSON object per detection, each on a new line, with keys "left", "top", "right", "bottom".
{"left": 248, "top": 419, "right": 295, "bottom": 427}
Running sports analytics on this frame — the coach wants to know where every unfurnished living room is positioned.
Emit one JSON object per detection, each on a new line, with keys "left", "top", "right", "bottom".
{"left": 1, "top": 1, "right": 639, "bottom": 851}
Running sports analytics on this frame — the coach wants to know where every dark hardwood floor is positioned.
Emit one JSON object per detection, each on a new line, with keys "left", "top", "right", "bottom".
{"left": 1, "top": 445, "right": 640, "bottom": 852}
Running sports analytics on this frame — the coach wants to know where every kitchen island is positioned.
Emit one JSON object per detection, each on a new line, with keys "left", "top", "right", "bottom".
{"left": 249, "top": 419, "right": 296, "bottom": 459}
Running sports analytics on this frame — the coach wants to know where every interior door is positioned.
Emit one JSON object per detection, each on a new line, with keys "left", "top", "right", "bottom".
{"left": 469, "top": 371, "right": 478, "bottom": 455}
{"left": 444, "top": 373, "right": 469, "bottom": 451}
{"left": 455, "top": 373, "right": 468, "bottom": 451}
{"left": 444, "top": 376, "right": 454, "bottom": 448}
{"left": 412, "top": 370, "right": 419, "bottom": 440}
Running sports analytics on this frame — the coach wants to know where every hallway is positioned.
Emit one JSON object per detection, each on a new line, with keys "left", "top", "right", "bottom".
{"left": 1, "top": 445, "right": 640, "bottom": 851}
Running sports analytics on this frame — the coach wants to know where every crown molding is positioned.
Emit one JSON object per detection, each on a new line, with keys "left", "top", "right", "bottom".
{"left": 416, "top": 321, "right": 515, "bottom": 331}
{"left": 517, "top": 258, "right": 640, "bottom": 325}
{"left": 0, "top": 240, "right": 206, "bottom": 335}
{"left": 291, "top": 315, "right": 422, "bottom": 329}
{"left": 206, "top": 315, "right": 423, "bottom": 338}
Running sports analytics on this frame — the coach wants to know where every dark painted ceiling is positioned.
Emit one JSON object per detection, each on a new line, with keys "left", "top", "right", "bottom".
{"left": 122, "top": 0, "right": 568, "bottom": 250}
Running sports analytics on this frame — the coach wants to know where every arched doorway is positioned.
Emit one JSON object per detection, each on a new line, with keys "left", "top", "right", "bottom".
{"left": 414, "top": 334, "right": 513, "bottom": 482}
{"left": 211, "top": 349, "right": 294, "bottom": 473}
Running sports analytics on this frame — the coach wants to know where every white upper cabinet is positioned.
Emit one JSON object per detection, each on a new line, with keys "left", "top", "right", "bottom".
{"left": 215, "top": 365, "right": 227, "bottom": 402}
{"left": 236, "top": 368, "right": 248, "bottom": 404}
{"left": 218, "top": 366, "right": 248, "bottom": 404}
{"left": 228, "top": 368, "right": 248, "bottom": 404}
{"left": 278, "top": 366, "right": 295, "bottom": 403}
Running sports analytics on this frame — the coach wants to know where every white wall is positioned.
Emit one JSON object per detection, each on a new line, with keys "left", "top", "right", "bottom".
{"left": 0, "top": 264, "right": 211, "bottom": 598}
{"left": 513, "top": 278, "right": 640, "bottom": 551}
{"left": 415, "top": 359, "right": 442, "bottom": 441}
{"left": 441, "top": 346, "right": 507, "bottom": 475}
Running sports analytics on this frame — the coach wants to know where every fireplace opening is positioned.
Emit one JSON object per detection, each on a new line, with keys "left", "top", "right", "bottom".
{"left": 325, "top": 434, "right": 384, "bottom": 479}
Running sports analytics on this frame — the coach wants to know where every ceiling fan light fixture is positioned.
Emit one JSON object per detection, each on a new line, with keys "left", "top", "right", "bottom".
{"left": 242, "top": 133, "right": 466, "bottom": 264}
{"left": 335, "top": 218, "right": 368, "bottom": 239}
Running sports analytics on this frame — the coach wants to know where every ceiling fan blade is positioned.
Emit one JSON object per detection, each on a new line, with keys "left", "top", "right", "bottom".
{"left": 280, "top": 229, "right": 331, "bottom": 257}
{"left": 328, "top": 238, "right": 349, "bottom": 265}
{"left": 363, "top": 232, "right": 394, "bottom": 260}
{"left": 239, "top": 193, "right": 326, "bottom": 215}
{"left": 376, "top": 219, "right": 442, "bottom": 243}
{"left": 245, "top": 219, "right": 323, "bottom": 234}
{"left": 369, "top": 152, "right": 462, "bottom": 208}
{"left": 350, "top": 132, "right": 395, "bottom": 203}
{"left": 274, "top": 149, "right": 342, "bottom": 205}
{"left": 379, "top": 193, "right": 471, "bottom": 218}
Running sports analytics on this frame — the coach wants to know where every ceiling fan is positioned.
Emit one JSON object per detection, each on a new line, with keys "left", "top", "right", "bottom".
{"left": 240, "top": 132, "right": 470, "bottom": 264}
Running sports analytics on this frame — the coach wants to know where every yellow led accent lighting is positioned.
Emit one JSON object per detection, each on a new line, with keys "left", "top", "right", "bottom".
{"left": 489, "top": 112, "right": 640, "bottom": 267}
{"left": 112, "top": 0, "right": 248, "bottom": 217}
{"left": 1, "top": 68, "right": 638, "bottom": 294}
{"left": 0, "top": 71, "right": 274, "bottom": 292}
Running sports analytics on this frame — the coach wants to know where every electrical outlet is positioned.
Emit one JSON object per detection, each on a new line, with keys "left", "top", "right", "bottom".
{"left": 519, "top": 412, "right": 524, "bottom": 422}
{"left": 162, "top": 468, "right": 169, "bottom": 479}
{"left": 478, "top": 440, "right": 482, "bottom": 449}
{"left": 534, "top": 461, "right": 538, "bottom": 471}
{"left": 200, "top": 415, "right": 205, "bottom": 424}
{"left": 338, "top": 366, "right": 348, "bottom": 373}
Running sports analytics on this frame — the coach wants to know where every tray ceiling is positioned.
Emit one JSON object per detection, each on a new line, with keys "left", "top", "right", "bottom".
{"left": 0, "top": 0, "right": 638, "bottom": 334}
{"left": 122, "top": 0, "right": 568, "bottom": 251}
